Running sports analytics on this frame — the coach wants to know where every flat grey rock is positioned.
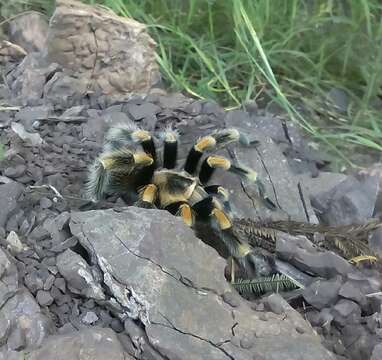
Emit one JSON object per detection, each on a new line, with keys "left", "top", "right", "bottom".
{"left": 312, "top": 175, "right": 378, "bottom": 226}
{"left": 0, "top": 181, "right": 24, "bottom": 228}
{"left": 27, "top": 327, "right": 133, "bottom": 360}
{"left": 56, "top": 249, "right": 105, "bottom": 300}
{"left": 70, "top": 207, "right": 334, "bottom": 360}
{"left": 303, "top": 277, "right": 342, "bottom": 310}
{"left": 276, "top": 232, "right": 353, "bottom": 278}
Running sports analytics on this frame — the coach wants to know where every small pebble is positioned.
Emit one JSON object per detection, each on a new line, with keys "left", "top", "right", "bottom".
{"left": 36, "top": 290, "right": 54, "bottom": 306}
{"left": 82, "top": 311, "right": 99, "bottom": 325}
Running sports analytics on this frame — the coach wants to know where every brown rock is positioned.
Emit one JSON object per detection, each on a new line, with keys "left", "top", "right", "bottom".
{"left": 46, "top": 0, "right": 160, "bottom": 97}
{"left": 8, "top": 12, "right": 48, "bottom": 53}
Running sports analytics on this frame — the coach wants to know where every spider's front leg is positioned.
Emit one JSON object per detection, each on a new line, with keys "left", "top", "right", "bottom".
{"left": 135, "top": 184, "right": 158, "bottom": 209}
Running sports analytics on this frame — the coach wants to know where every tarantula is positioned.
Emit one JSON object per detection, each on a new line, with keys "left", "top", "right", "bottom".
{"left": 85, "top": 121, "right": 276, "bottom": 279}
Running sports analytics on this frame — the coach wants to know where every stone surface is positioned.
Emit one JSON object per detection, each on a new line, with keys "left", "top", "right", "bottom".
{"left": 8, "top": 12, "right": 48, "bottom": 53}
{"left": 28, "top": 327, "right": 133, "bottom": 360}
{"left": 47, "top": 0, "right": 160, "bottom": 98}
{"left": 70, "top": 207, "right": 334, "bottom": 360}
{"left": 303, "top": 277, "right": 342, "bottom": 310}
{"left": 56, "top": 249, "right": 105, "bottom": 300}
{"left": 312, "top": 175, "right": 379, "bottom": 226}
{"left": 276, "top": 232, "right": 353, "bottom": 278}
{"left": 0, "top": 181, "right": 24, "bottom": 228}
{"left": 0, "top": 40, "right": 26, "bottom": 65}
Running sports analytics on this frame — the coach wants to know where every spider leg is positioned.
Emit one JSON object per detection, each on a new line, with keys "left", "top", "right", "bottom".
{"left": 165, "top": 201, "right": 194, "bottom": 227}
{"left": 199, "top": 155, "right": 277, "bottom": 210}
{"left": 161, "top": 126, "right": 179, "bottom": 169}
{"left": 184, "top": 128, "right": 254, "bottom": 175}
{"left": 135, "top": 184, "right": 158, "bottom": 209}
{"left": 104, "top": 123, "right": 157, "bottom": 162}
{"left": 192, "top": 197, "right": 275, "bottom": 280}
{"left": 203, "top": 185, "right": 232, "bottom": 213}
{"left": 86, "top": 148, "right": 153, "bottom": 201}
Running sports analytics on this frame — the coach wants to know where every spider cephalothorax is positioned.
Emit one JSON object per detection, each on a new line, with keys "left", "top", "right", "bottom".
{"left": 86, "top": 121, "right": 276, "bottom": 279}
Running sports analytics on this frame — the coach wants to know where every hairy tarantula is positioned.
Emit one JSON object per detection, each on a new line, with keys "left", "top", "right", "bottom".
{"left": 85, "top": 121, "right": 276, "bottom": 279}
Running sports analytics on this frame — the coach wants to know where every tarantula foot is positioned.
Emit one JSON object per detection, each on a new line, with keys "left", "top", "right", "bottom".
{"left": 134, "top": 200, "right": 157, "bottom": 209}
{"left": 255, "top": 179, "right": 277, "bottom": 211}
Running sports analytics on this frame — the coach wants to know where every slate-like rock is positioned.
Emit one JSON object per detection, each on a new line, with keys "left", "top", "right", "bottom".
{"left": 27, "top": 327, "right": 134, "bottom": 360}
{"left": 70, "top": 207, "right": 335, "bottom": 360}
{"left": 312, "top": 175, "right": 379, "bottom": 226}
{"left": 0, "top": 181, "right": 24, "bottom": 228}
{"left": 276, "top": 232, "right": 353, "bottom": 278}
{"left": 303, "top": 277, "right": 342, "bottom": 310}
{"left": 332, "top": 299, "right": 361, "bottom": 327}
{"left": 56, "top": 249, "right": 105, "bottom": 300}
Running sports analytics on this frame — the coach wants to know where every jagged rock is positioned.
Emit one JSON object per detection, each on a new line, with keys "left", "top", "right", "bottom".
{"left": 27, "top": 327, "right": 134, "bottom": 360}
{"left": 0, "top": 181, "right": 24, "bottom": 228}
{"left": 11, "top": 122, "right": 43, "bottom": 146}
{"left": 369, "top": 227, "right": 382, "bottom": 258}
{"left": 0, "top": 40, "right": 26, "bottom": 65}
{"left": 331, "top": 299, "right": 361, "bottom": 327}
{"left": 70, "top": 207, "right": 335, "bottom": 360}
{"left": 56, "top": 249, "right": 105, "bottom": 300}
{"left": 276, "top": 232, "right": 353, "bottom": 278}
{"left": 0, "top": 249, "right": 54, "bottom": 351}
{"left": 311, "top": 175, "right": 379, "bottom": 226}
{"left": 5, "top": 231, "right": 26, "bottom": 254}
{"left": 7, "top": 53, "right": 59, "bottom": 105}
{"left": 47, "top": 0, "right": 160, "bottom": 97}
{"left": 371, "top": 342, "right": 382, "bottom": 360}
{"left": 339, "top": 281, "right": 367, "bottom": 309}
{"left": 7, "top": 12, "right": 48, "bottom": 53}
{"left": 302, "top": 277, "right": 342, "bottom": 310}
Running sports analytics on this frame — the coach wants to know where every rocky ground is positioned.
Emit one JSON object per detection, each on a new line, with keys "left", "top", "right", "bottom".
{"left": 0, "top": 1, "right": 382, "bottom": 359}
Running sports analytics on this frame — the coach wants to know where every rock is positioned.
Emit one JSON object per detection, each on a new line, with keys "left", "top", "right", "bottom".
{"left": 70, "top": 207, "right": 334, "bottom": 360}
{"left": 81, "top": 311, "right": 98, "bottom": 325}
{"left": 43, "top": 73, "right": 88, "bottom": 109}
{"left": 5, "top": 231, "right": 26, "bottom": 254}
{"left": 46, "top": 0, "right": 160, "bottom": 98}
{"left": 24, "top": 272, "right": 44, "bottom": 294}
{"left": 311, "top": 175, "right": 378, "bottom": 226}
{"left": 369, "top": 227, "right": 382, "bottom": 258}
{"left": 263, "top": 293, "right": 288, "bottom": 315}
{"left": 0, "top": 40, "right": 26, "bottom": 65}
{"left": 56, "top": 249, "right": 105, "bottom": 300}
{"left": 327, "top": 88, "right": 350, "bottom": 114}
{"left": 0, "top": 181, "right": 24, "bottom": 228}
{"left": 331, "top": 299, "right": 361, "bottom": 327}
{"left": 339, "top": 281, "right": 367, "bottom": 309}
{"left": 8, "top": 12, "right": 48, "bottom": 53}
{"left": 126, "top": 102, "right": 161, "bottom": 120}
{"left": 299, "top": 172, "right": 348, "bottom": 198}
{"left": 276, "top": 232, "right": 353, "bottom": 278}
{"left": 27, "top": 327, "right": 134, "bottom": 360}
{"left": 11, "top": 122, "right": 43, "bottom": 146}
{"left": 36, "top": 290, "right": 54, "bottom": 306}
{"left": 0, "top": 288, "right": 54, "bottom": 350}
{"left": 371, "top": 342, "right": 382, "bottom": 360}
{"left": 303, "top": 277, "right": 342, "bottom": 310}
{"left": 0, "top": 248, "right": 18, "bottom": 304}
{"left": 15, "top": 105, "right": 52, "bottom": 130}
{"left": 4, "top": 164, "right": 27, "bottom": 178}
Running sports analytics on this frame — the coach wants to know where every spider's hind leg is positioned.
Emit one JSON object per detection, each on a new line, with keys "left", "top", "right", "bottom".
{"left": 193, "top": 197, "right": 276, "bottom": 281}
{"left": 203, "top": 185, "right": 232, "bottom": 214}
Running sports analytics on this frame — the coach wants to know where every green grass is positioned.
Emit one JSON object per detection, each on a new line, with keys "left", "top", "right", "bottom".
{"left": 2, "top": 0, "right": 382, "bottom": 170}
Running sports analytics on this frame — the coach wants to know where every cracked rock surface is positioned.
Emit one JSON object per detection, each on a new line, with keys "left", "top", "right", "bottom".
{"left": 70, "top": 207, "right": 335, "bottom": 360}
